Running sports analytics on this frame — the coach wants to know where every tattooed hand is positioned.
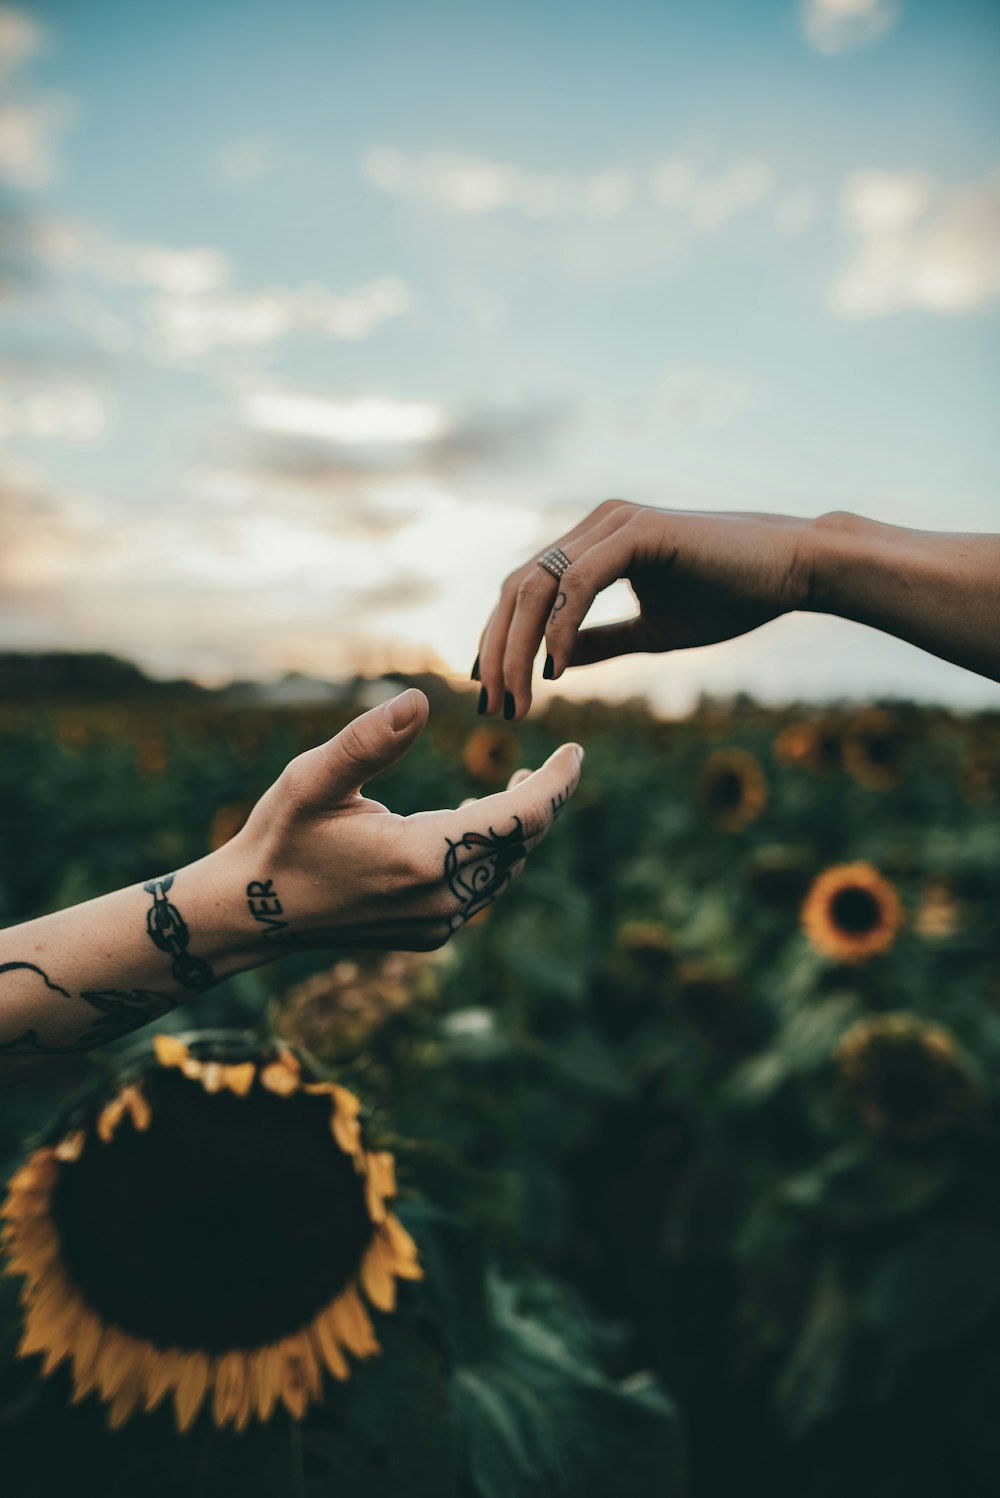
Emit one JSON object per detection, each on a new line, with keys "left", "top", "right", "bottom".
{"left": 0, "top": 691, "right": 581, "bottom": 1069}
{"left": 221, "top": 690, "right": 583, "bottom": 952}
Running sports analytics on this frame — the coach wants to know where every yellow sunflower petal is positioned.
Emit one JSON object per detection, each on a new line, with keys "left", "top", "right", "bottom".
{"left": 96, "top": 1097, "right": 125, "bottom": 1144}
{"left": 261, "top": 1062, "right": 300, "bottom": 1096}
{"left": 199, "top": 1062, "right": 225, "bottom": 1095}
{"left": 212, "top": 1350, "right": 249, "bottom": 1428}
{"left": 383, "top": 1211, "right": 420, "bottom": 1264}
{"left": 143, "top": 1348, "right": 184, "bottom": 1413}
{"left": 223, "top": 1062, "right": 256, "bottom": 1097}
{"left": 174, "top": 1350, "right": 211, "bottom": 1433}
{"left": 278, "top": 1333, "right": 320, "bottom": 1422}
{"left": 254, "top": 1346, "right": 282, "bottom": 1423}
{"left": 123, "top": 1084, "right": 152, "bottom": 1132}
{"left": 329, "top": 1283, "right": 380, "bottom": 1359}
{"left": 96, "top": 1328, "right": 144, "bottom": 1402}
{"left": 311, "top": 1305, "right": 350, "bottom": 1381}
{"left": 54, "top": 1130, "right": 86, "bottom": 1163}
{"left": 361, "top": 1235, "right": 397, "bottom": 1313}
{"left": 154, "top": 1034, "right": 189, "bottom": 1069}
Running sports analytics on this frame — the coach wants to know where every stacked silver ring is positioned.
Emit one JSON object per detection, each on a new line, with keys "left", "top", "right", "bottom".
{"left": 537, "top": 546, "right": 572, "bottom": 581}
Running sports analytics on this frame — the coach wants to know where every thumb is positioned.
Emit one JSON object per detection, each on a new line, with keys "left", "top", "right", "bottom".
{"left": 294, "top": 689, "right": 429, "bottom": 805}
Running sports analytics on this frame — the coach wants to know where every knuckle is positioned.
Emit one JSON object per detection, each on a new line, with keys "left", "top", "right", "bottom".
{"left": 516, "top": 570, "right": 548, "bottom": 602}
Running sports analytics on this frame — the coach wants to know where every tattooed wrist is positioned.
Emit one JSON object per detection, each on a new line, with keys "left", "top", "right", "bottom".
{"left": 143, "top": 874, "right": 215, "bottom": 991}
{"left": 246, "top": 878, "right": 295, "bottom": 947}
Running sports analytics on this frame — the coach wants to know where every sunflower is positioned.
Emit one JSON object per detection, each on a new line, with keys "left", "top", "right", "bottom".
{"left": 915, "top": 878, "right": 962, "bottom": 940}
{"left": 842, "top": 708, "right": 909, "bottom": 790}
{"left": 1, "top": 1034, "right": 421, "bottom": 1433}
{"left": 746, "top": 846, "right": 816, "bottom": 911}
{"left": 277, "top": 951, "right": 439, "bottom": 1060}
{"left": 614, "top": 921, "right": 675, "bottom": 983}
{"left": 774, "top": 717, "right": 843, "bottom": 774}
{"left": 836, "top": 1012, "right": 977, "bottom": 1141}
{"left": 801, "top": 862, "right": 903, "bottom": 964}
{"left": 462, "top": 726, "right": 520, "bottom": 784}
{"left": 697, "top": 749, "right": 768, "bottom": 832}
{"left": 670, "top": 961, "right": 757, "bottom": 1051}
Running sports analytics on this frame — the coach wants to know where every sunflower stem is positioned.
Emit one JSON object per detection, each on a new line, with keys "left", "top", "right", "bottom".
{"left": 290, "top": 1413, "right": 306, "bottom": 1498}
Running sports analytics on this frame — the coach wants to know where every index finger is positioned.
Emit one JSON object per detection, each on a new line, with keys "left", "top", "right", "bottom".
{"left": 464, "top": 741, "right": 584, "bottom": 844}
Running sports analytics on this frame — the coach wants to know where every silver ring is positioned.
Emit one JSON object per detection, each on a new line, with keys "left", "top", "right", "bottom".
{"left": 537, "top": 546, "right": 571, "bottom": 581}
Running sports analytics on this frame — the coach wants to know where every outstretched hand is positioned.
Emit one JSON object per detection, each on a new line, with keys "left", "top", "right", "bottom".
{"left": 227, "top": 688, "right": 583, "bottom": 951}
{"left": 474, "top": 500, "right": 812, "bottom": 720}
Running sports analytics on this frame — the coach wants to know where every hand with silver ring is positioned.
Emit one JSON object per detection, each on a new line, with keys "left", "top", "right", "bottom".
{"left": 471, "top": 498, "right": 1000, "bottom": 721}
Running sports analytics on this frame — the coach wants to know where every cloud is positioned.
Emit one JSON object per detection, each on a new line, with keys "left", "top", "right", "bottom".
{"left": 832, "top": 168, "right": 1000, "bottom": 316}
{"left": 0, "top": 6, "right": 42, "bottom": 76}
{"left": 690, "top": 159, "right": 774, "bottom": 229}
{"left": 211, "top": 136, "right": 279, "bottom": 186}
{"left": 243, "top": 389, "right": 449, "bottom": 446}
{"left": 774, "top": 190, "right": 821, "bottom": 236}
{"left": 0, "top": 7, "right": 68, "bottom": 189}
{"left": 0, "top": 376, "right": 110, "bottom": 442}
{"left": 801, "top": 0, "right": 900, "bottom": 55}
{"left": 147, "top": 276, "right": 411, "bottom": 358}
{"left": 364, "top": 146, "right": 633, "bottom": 219}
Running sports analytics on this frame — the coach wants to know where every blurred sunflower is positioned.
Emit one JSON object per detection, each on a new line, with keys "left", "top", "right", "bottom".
{"left": 842, "top": 708, "right": 909, "bottom": 790}
{"left": 1, "top": 1035, "right": 421, "bottom": 1433}
{"left": 915, "top": 878, "right": 962, "bottom": 940}
{"left": 671, "top": 961, "right": 757, "bottom": 1050}
{"left": 277, "top": 951, "right": 440, "bottom": 1060}
{"left": 614, "top": 921, "right": 675, "bottom": 983}
{"left": 462, "top": 726, "right": 520, "bottom": 784}
{"left": 697, "top": 749, "right": 768, "bottom": 831}
{"left": 774, "top": 717, "right": 842, "bottom": 774}
{"left": 801, "top": 862, "right": 903, "bottom": 963}
{"left": 207, "top": 799, "right": 254, "bottom": 851}
{"left": 836, "top": 1012, "right": 977, "bottom": 1141}
{"left": 746, "top": 846, "right": 816, "bottom": 911}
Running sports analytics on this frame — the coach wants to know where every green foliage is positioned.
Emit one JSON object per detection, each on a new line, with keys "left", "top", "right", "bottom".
{"left": 1, "top": 686, "right": 999, "bottom": 1496}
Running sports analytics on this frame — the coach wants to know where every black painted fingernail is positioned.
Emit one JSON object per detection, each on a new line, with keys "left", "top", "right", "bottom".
{"left": 543, "top": 653, "right": 554, "bottom": 680}
{"left": 471, "top": 654, "right": 480, "bottom": 681}
{"left": 503, "top": 691, "right": 515, "bottom": 721}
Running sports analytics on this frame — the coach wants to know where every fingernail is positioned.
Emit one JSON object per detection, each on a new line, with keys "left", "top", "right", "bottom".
{"left": 471, "top": 655, "right": 480, "bottom": 681}
{"left": 542, "top": 654, "right": 554, "bottom": 680}
{"left": 572, "top": 743, "right": 585, "bottom": 765}
{"left": 383, "top": 689, "right": 418, "bottom": 731}
{"left": 477, "top": 687, "right": 488, "bottom": 716}
{"left": 503, "top": 692, "right": 516, "bottom": 721}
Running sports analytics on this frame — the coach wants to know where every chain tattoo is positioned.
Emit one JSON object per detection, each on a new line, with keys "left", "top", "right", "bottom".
{"left": 143, "top": 873, "right": 215, "bottom": 991}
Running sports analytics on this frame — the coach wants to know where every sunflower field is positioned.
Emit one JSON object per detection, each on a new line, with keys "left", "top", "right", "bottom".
{"left": 1, "top": 677, "right": 999, "bottom": 1498}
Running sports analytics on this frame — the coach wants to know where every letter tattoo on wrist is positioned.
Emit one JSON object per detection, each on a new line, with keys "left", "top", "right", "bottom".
{"left": 246, "top": 879, "right": 295, "bottom": 947}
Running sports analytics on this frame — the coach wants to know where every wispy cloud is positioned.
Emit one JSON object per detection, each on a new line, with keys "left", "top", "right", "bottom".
{"left": 0, "top": 376, "right": 110, "bottom": 442}
{"left": 0, "top": 7, "right": 68, "bottom": 190}
{"left": 146, "top": 277, "right": 411, "bottom": 358}
{"left": 832, "top": 168, "right": 1000, "bottom": 316}
{"left": 243, "top": 389, "right": 449, "bottom": 446}
{"left": 210, "top": 136, "right": 279, "bottom": 186}
{"left": 800, "top": 0, "right": 901, "bottom": 55}
{"left": 364, "top": 146, "right": 633, "bottom": 219}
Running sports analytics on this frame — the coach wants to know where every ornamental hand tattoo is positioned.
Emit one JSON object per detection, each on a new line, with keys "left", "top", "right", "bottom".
{"left": 443, "top": 816, "right": 527, "bottom": 928}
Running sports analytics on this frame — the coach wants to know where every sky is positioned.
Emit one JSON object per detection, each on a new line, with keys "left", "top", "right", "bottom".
{"left": 0, "top": 0, "right": 998, "bottom": 712}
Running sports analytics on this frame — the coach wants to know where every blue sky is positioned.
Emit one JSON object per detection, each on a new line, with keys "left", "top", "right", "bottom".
{"left": 1, "top": 0, "right": 998, "bottom": 708}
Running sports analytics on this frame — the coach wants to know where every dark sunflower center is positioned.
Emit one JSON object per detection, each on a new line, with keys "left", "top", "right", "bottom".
{"left": 869, "top": 1042, "right": 957, "bottom": 1130}
{"left": 830, "top": 885, "right": 881, "bottom": 935}
{"left": 709, "top": 770, "right": 745, "bottom": 811}
{"left": 864, "top": 732, "right": 900, "bottom": 767}
{"left": 51, "top": 1069, "right": 374, "bottom": 1352}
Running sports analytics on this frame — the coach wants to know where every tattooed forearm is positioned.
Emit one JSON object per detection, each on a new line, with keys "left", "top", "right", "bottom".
{"left": 246, "top": 879, "right": 295, "bottom": 946}
{"left": 0, "top": 962, "right": 174, "bottom": 1056}
{"left": 444, "top": 817, "right": 527, "bottom": 929}
{"left": 144, "top": 874, "right": 215, "bottom": 991}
